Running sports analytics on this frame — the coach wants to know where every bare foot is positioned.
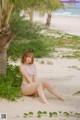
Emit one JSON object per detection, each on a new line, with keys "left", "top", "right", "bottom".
{"left": 42, "top": 99, "right": 49, "bottom": 104}
{"left": 58, "top": 96, "right": 65, "bottom": 101}
{"left": 43, "top": 100, "right": 49, "bottom": 104}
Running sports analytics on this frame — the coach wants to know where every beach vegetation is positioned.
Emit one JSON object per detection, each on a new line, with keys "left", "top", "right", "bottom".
{"left": 37, "top": 115, "right": 41, "bottom": 118}
{"left": 23, "top": 113, "right": 28, "bottom": 118}
{"left": 43, "top": 111, "right": 47, "bottom": 115}
{"left": 27, "top": 112, "right": 33, "bottom": 117}
{"left": 68, "top": 66, "right": 80, "bottom": 70}
{"left": 39, "top": 60, "right": 45, "bottom": 64}
{"left": 59, "top": 111, "right": 63, "bottom": 115}
{"left": 53, "top": 112, "right": 58, "bottom": 116}
{"left": 8, "top": 39, "right": 51, "bottom": 61}
{"left": 0, "top": 65, "right": 22, "bottom": 101}
{"left": 47, "top": 60, "right": 53, "bottom": 65}
{"left": 73, "top": 91, "right": 80, "bottom": 96}
{"left": 49, "top": 112, "right": 53, "bottom": 117}
{"left": 8, "top": 31, "right": 80, "bottom": 60}
{"left": 37, "top": 111, "right": 42, "bottom": 115}
{"left": 63, "top": 112, "right": 70, "bottom": 117}
{"left": 23, "top": 111, "right": 80, "bottom": 119}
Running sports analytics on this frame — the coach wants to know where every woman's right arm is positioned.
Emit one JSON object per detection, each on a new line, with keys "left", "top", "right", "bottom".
{"left": 20, "top": 65, "right": 32, "bottom": 83}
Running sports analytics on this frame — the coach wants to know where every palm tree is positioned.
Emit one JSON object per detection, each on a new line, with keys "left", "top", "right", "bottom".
{"left": 45, "top": 0, "right": 64, "bottom": 28}
{"left": 23, "top": 0, "right": 64, "bottom": 22}
{"left": 0, "top": 0, "right": 64, "bottom": 75}
{"left": 0, "top": 0, "right": 13, "bottom": 75}
{"left": 0, "top": 0, "right": 30, "bottom": 75}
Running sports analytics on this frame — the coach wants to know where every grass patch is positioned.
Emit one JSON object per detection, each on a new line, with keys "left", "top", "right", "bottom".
{"left": 8, "top": 28, "right": 80, "bottom": 60}
{"left": 8, "top": 38, "right": 53, "bottom": 61}
{"left": 68, "top": 66, "right": 80, "bottom": 70}
{"left": 73, "top": 91, "right": 80, "bottom": 96}
{"left": 0, "top": 65, "right": 23, "bottom": 101}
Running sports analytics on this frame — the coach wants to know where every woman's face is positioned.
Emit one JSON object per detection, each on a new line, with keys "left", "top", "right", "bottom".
{"left": 26, "top": 56, "right": 32, "bottom": 64}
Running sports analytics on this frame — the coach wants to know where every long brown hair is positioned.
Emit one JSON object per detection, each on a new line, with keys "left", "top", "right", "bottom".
{"left": 21, "top": 51, "right": 34, "bottom": 64}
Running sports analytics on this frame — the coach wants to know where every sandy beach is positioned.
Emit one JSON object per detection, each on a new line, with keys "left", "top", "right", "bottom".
{"left": 0, "top": 13, "right": 80, "bottom": 120}
{"left": 33, "top": 13, "right": 80, "bottom": 36}
{"left": 51, "top": 14, "right": 80, "bottom": 36}
{"left": 0, "top": 58, "right": 80, "bottom": 120}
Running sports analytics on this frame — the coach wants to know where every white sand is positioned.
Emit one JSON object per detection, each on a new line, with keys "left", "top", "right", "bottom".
{"left": 0, "top": 58, "right": 80, "bottom": 120}
{"left": 33, "top": 13, "right": 80, "bottom": 36}
{"left": 51, "top": 14, "right": 80, "bottom": 36}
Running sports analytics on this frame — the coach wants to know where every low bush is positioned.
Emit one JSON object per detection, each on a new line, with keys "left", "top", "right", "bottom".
{"left": 8, "top": 39, "right": 52, "bottom": 61}
{"left": 0, "top": 65, "right": 22, "bottom": 101}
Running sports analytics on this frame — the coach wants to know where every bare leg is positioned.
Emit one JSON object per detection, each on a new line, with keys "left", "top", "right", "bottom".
{"left": 37, "top": 82, "right": 49, "bottom": 104}
{"left": 41, "top": 80, "right": 64, "bottom": 101}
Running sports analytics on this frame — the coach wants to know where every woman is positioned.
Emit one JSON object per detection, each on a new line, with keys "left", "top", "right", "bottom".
{"left": 20, "top": 50, "right": 64, "bottom": 104}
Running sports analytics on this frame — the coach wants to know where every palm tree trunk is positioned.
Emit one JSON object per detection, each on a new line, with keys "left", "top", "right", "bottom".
{"left": 28, "top": 10, "right": 33, "bottom": 21}
{"left": 0, "top": 32, "right": 12, "bottom": 75}
{"left": 0, "top": 49, "right": 7, "bottom": 75}
{"left": 46, "top": 11, "right": 52, "bottom": 28}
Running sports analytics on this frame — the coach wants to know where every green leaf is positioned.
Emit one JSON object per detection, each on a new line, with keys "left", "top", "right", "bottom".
{"left": 63, "top": 112, "right": 70, "bottom": 117}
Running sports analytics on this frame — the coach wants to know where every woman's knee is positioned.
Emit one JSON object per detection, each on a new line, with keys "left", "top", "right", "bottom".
{"left": 38, "top": 80, "right": 46, "bottom": 89}
{"left": 41, "top": 79, "right": 50, "bottom": 87}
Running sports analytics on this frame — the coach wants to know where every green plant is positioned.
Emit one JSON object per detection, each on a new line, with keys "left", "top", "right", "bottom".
{"left": 22, "top": 111, "right": 80, "bottom": 119}
{"left": 0, "top": 65, "right": 22, "bottom": 101}
{"left": 68, "top": 66, "right": 80, "bottom": 70}
{"left": 73, "top": 91, "right": 80, "bottom": 96}
{"left": 58, "top": 111, "right": 63, "bottom": 116}
{"left": 8, "top": 39, "right": 52, "bottom": 61}
{"left": 43, "top": 111, "right": 47, "bottom": 115}
{"left": 39, "top": 60, "right": 45, "bottom": 64}
{"left": 8, "top": 29, "right": 80, "bottom": 61}
{"left": 37, "top": 111, "right": 42, "bottom": 115}
{"left": 49, "top": 112, "right": 53, "bottom": 117}
{"left": 37, "top": 111, "right": 42, "bottom": 118}
{"left": 23, "top": 113, "right": 28, "bottom": 118}
{"left": 28, "top": 112, "right": 33, "bottom": 117}
{"left": 63, "top": 112, "right": 70, "bottom": 117}
{"left": 47, "top": 60, "right": 53, "bottom": 65}
{"left": 75, "top": 113, "right": 80, "bottom": 118}
{"left": 11, "top": 12, "right": 42, "bottom": 40}
{"left": 53, "top": 112, "right": 58, "bottom": 117}
{"left": 37, "top": 114, "right": 41, "bottom": 118}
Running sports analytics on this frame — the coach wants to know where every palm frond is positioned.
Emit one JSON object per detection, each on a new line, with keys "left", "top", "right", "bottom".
{"left": 5, "top": 3, "right": 14, "bottom": 26}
